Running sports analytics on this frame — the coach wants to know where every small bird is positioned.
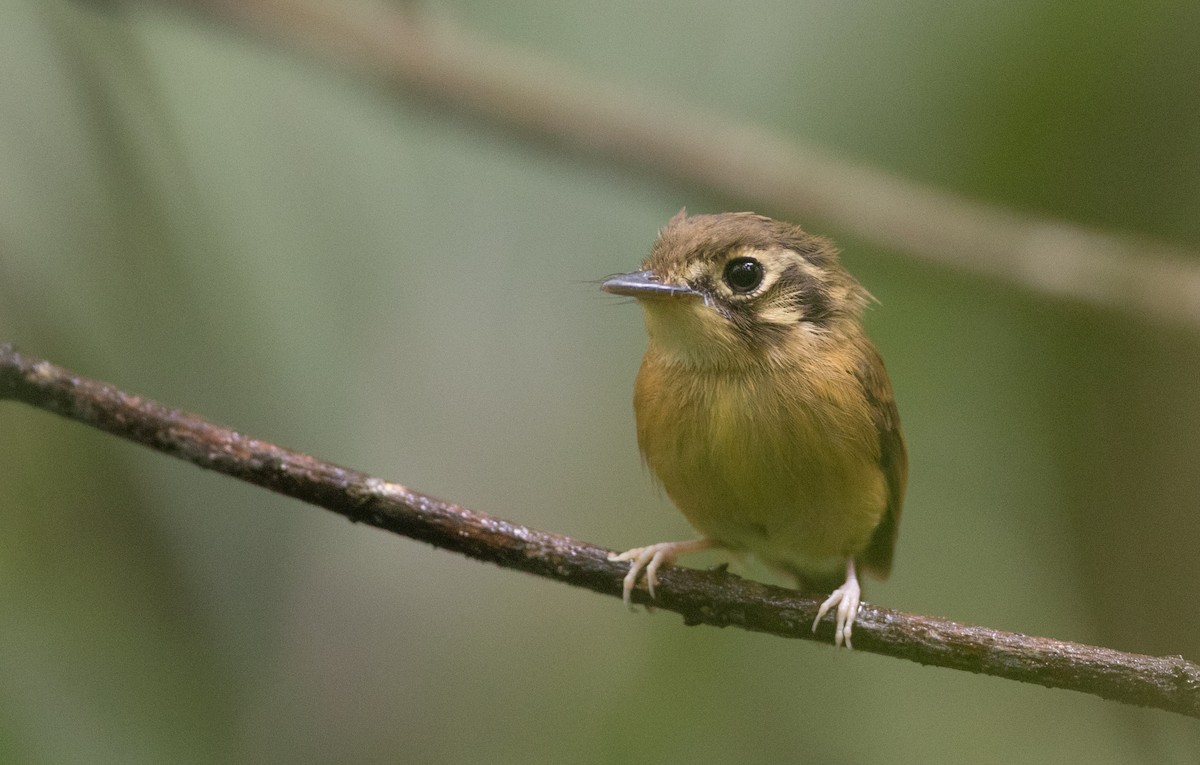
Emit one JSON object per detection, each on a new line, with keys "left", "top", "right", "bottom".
{"left": 602, "top": 211, "right": 906, "bottom": 648}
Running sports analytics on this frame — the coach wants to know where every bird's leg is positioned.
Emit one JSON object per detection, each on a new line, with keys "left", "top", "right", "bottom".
{"left": 812, "top": 559, "right": 861, "bottom": 649}
{"left": 608, "top": 539, "right": 716, "bottom": 609}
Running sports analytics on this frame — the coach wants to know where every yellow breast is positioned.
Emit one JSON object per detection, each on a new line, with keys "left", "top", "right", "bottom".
{"left": 634, "top": 347, "right": 887, "bottom": 578}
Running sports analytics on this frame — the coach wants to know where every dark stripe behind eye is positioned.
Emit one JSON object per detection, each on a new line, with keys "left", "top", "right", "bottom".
{"left": 779, "top": 264, "right": 833, "bottom": 325}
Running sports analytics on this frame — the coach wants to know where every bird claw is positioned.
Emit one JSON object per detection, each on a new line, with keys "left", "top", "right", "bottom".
{"left": 811, "top": 560, "right": 861, "bottom": 649}
{"left": 609, "top": 539, "right": 714, "bottom": 609}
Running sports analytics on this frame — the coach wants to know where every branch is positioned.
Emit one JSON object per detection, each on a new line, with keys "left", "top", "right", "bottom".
{"left": 3, "top": 343, "right": 1198, "bottom": 718}
{"left": 165, "top": 0, "right": 1200, "bottom": 329}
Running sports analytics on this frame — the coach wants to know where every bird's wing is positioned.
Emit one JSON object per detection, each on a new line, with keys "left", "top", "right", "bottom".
{"left": 855, "top": 341, "right": 907, "bottom": 579}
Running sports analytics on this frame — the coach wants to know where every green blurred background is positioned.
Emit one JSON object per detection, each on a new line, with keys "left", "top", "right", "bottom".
{"left": 3, "top": 0, "right": 1200, "bottom": 762}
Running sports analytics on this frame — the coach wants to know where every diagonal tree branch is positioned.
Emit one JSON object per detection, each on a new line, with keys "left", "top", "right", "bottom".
{"left": 3, "top": 342, "right": 1199, "bottom": 719}
{"left": 162, "top": 0, "right": 1200, "bottom": 329}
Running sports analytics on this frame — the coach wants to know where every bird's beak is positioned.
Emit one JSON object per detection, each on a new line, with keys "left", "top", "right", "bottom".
{"left": 601, "top": 270, "right": 699, "bottom": 299}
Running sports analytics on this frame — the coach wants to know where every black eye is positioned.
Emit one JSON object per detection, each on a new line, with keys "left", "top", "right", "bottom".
{"left": 723, "top": 257, "right": 764, "bottom": 293}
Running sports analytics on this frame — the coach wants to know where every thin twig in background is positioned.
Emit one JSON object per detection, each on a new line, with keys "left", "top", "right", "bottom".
{"left": 167, "top": 0, "right": 1200, "bottom": 328}
{"left": 3, "top": 343, "right": 1198, "bottom": 719}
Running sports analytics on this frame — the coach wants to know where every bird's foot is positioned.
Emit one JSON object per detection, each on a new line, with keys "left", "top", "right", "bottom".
{"left": 608, "top": 539, "right": 714, "bottom": 609}
{"left": 812, "top": 559, "right": 861, "bottom": 649}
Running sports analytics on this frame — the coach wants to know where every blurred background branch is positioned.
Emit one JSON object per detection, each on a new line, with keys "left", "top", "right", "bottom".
{"left": 4, "top": 343, "right": 1199, "bottom": 719}
{"left": 172, "top": 0, "right": 1200, "bottom": 328}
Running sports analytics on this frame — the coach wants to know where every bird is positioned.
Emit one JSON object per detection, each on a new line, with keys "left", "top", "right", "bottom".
{"left": 602, "top": 210, "right": 907, "bottom": 648}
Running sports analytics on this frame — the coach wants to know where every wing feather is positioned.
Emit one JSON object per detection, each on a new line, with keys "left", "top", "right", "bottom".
{"left": 854, "top": 342, "right": 907, "bottom": 579}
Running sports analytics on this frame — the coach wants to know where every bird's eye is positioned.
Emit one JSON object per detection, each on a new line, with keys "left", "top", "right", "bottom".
{"left": 723, "top": 257, "right": 764, "bottom": 293}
